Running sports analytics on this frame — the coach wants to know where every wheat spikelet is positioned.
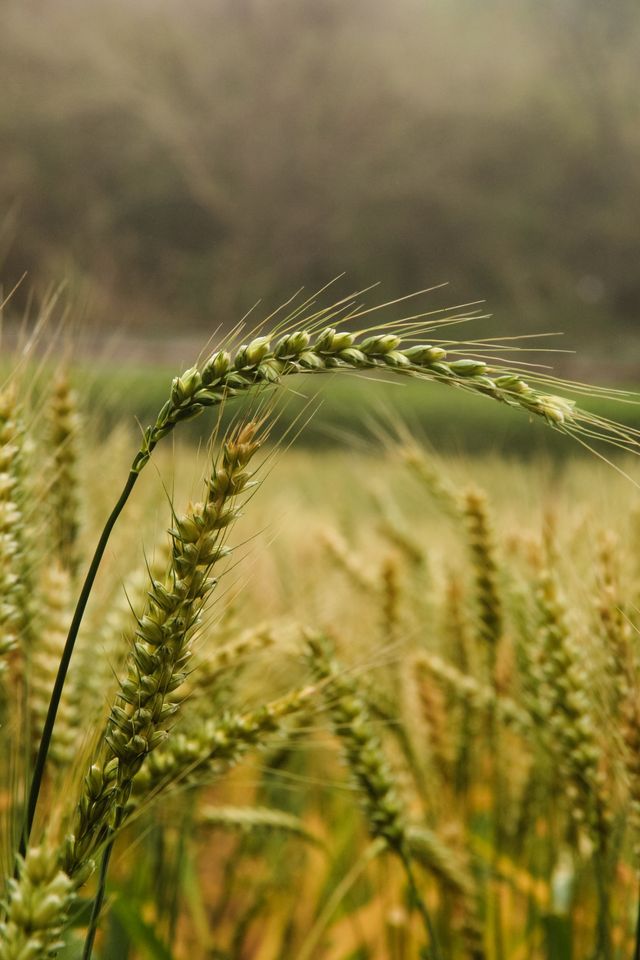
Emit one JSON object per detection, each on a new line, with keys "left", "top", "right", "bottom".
{"left": 75, "top": 543, "right": 172, "bottom": 726}
{"left": 307, "top": 634, "right": 453, "bottom": 956}
{"left": 0, "top": 845, "right": 75, "bottom": 960}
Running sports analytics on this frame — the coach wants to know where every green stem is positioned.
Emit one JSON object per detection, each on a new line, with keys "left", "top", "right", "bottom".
{"left": 20, "top": 471, "right": 138, "bottom": 857}
{"left": 82, "top": 834, "right": 115, "bottom": 960}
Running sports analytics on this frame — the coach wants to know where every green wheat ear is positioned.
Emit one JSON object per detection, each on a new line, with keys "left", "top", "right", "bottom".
{"left": 132, "top": 326, "right": 585, "bottom": 474}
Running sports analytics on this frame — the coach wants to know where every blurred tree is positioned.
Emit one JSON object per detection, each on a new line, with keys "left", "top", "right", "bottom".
{"left": 0, "top": 0, "right": 638, "bottom": 355}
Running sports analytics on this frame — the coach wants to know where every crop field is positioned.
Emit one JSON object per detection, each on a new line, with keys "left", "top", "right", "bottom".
{"left": 2, "top": 0, "right": 638, "bottom": 955}
{"left": 2, "top": 308, "right": 640, "bottom": 960}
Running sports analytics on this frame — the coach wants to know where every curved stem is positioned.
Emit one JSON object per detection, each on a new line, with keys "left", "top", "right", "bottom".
{"left": 20, "top": 471, "right": 138, "bottom": 857}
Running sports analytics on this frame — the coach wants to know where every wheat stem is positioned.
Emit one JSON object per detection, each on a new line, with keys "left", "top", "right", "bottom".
{"left": 20, "top": 470, "right": 138, "bottom": 858}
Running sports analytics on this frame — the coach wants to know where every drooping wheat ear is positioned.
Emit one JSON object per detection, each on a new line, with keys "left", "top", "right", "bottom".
{"left": 415, "top": 653, "right": 531, "bottom": 737}
{"left": 197, "top": 805, "right": 323, "bottom": 847}
{"left": 530, "top": 566, "right": 610, "bottom": 847}
{"left": 0, "top": 845, "right": 75, "bottom": 960}
{"left": 462, "top": 487, "right": 503, "bottom": 679}
{"left": 132, "top": 328, "right": 580, "bottom": 475}
{"left": 47, "top": 374, "right": 82, "bottom": 577}
{"left": 64, "top": 421, "right": 263, "bottom": 874}
{"left": 407, "top": 827, "right": 485, "bottom": 960}
{"left": 0, "top": 387, "right": 35, "bottom": 682}
{"left": 29, "top": 563, "right": 78, "bottom": 768}
{"left": 129, "top": 685, "right": 317, "bottom": 802}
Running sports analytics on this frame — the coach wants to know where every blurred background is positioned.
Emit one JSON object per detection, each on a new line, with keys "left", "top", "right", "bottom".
{"left": 1, "top": 0, "right": 639, "bottom": 390}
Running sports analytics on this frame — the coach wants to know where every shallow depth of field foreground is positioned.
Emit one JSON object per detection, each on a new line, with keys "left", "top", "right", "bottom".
{"left": 2, "top": 336, "right": 640, "bottom": 959}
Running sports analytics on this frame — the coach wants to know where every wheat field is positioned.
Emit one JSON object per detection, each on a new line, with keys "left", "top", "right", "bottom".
{"left": 2, "top": 310, "right": 640, "bottom": 959}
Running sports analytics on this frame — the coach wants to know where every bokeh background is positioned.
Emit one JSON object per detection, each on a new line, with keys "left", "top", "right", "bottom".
{"left": 2, "top": 0, "right": 639, "bottom": 376}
